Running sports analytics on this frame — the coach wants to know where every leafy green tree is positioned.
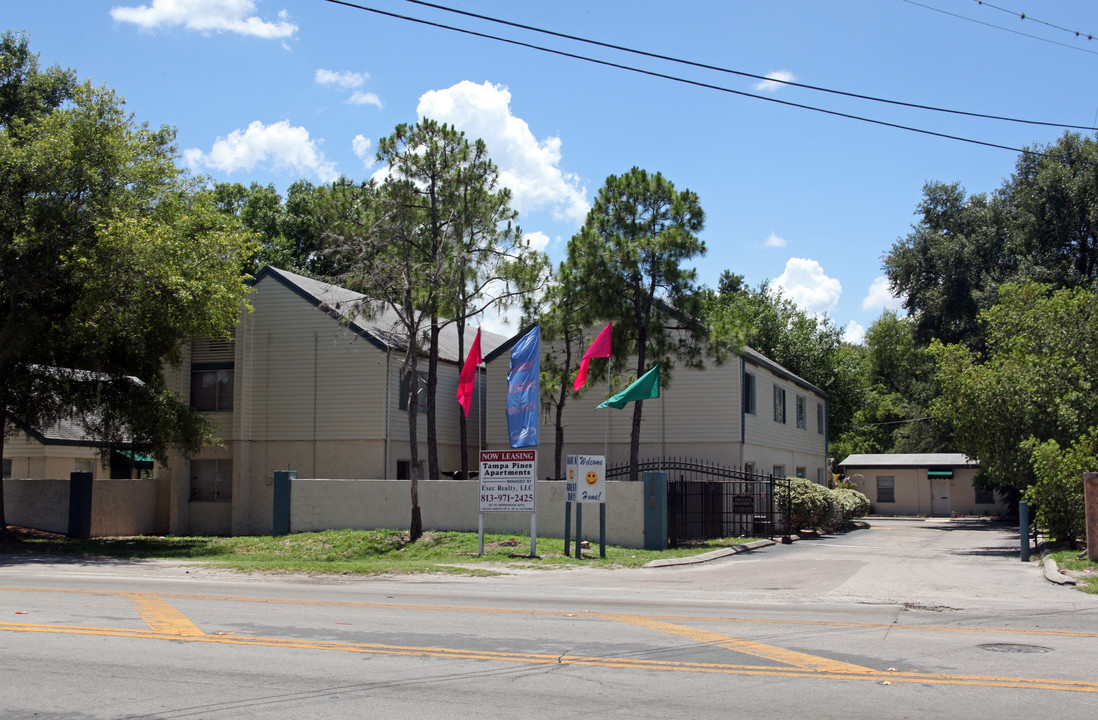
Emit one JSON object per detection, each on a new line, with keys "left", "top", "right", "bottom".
{"left": 932, "top": 281, "right": 1098, "bottom": 499}
{"left": 832, "top": 312, "right": 950, "bottom": 460}
{"left": 566, "top": 167, "right": 708, "bottom": 481}
{"left": 886, "top": 132, "right": 1098, "bottom": 352}
{"left": 0, "top": 33, "right": 254, "bottom": 537}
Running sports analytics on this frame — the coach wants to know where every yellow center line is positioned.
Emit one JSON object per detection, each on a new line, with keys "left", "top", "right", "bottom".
{"left": 2, "top": 621, "right": 1096, "bottom": 693}
{"left": 4, "top": 586, "right": 1097, "bottom": 640}
{"left": 599, "top": 613, "right": 875, "bottom": 674}
{"left": 125, "top": 593, "right": 206, "bottom": 637}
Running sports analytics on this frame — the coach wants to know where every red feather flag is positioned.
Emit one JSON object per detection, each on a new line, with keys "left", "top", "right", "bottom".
{"left": 573, "top": 322, "right": 612, "bottom": 391}
{"left": 456, "top": 328, "right": 482, "bottom": 417}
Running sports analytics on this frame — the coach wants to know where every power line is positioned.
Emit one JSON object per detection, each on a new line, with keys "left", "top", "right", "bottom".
{"left": 398, "top": 0, "right": 1097, "bottom": 132}
{"left": 321, "top": 0, "right": 1096, "bottom": 164}
{"left": 902, "top": 0, "right": 1098, "bottom": 56}
{"left": 974, "top": 1, "right": 1096, "bottom": 42}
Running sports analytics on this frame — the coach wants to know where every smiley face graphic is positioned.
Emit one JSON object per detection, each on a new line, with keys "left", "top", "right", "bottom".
{"left": 585, "top": 471, "right": 599, "bottom": 486}
{"left": 568, "top": 467, "right": 575, "bottom": 481}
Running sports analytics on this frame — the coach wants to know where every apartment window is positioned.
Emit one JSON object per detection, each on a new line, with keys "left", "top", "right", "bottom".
{"left": 773, "top": 464, "right": 785, "bottom": 478}
{"left": 817, "top": 403, "right": 825, "bottom": 434}
{"left": 190, "top": 365, "right": 234, "bottom": 412}
{"left": 2, "top": 459, "right": 10, "bottom": 479}
{"left": 744, "top": 462, "right": 756, "bottom": 475}
{"left": 876, "top": 476, "right": 895, "bottom": 503}
{"left": 795, "top": 466, "right": 806, "bottom": 479}
{"left": 190, "top": 460, "right": 232, "bottom": 501}
{"left": 743, "top": 372, "right": 756, "bottom": 414}
{"left": 796, "top": 395, "right": 807, "bottom": 429}
{"left": 817, "top": 467, "right": 825, "bottom": 484}
{"left": 773, "top": 385, "right": 786, "bottom": 424}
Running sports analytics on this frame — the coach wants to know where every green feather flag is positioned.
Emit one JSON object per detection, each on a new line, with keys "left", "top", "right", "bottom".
{"left": 597, "top": 365, "right": 660, "bottom": 409}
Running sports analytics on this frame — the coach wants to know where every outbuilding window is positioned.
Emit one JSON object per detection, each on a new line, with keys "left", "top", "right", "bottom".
{"left": 876, "top": 476, "right": 895, "bottom": 503}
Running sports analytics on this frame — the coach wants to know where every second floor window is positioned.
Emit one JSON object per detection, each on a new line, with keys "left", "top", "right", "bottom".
{"left": 191, "top": 366, "right": 233, "bottom": 412}
{"left": 773, "top": 385, "right": 786, "bottom": 423}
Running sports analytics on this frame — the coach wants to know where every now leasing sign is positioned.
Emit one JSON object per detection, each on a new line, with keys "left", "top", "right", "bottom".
{"left": 479, "top": 450, "right": 537, "bottom": 513}
{"left": 566, "top": 454, "right": 606, "bottom": 504}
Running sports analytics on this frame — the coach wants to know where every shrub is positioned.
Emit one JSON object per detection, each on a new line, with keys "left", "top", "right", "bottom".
{"left": 775, "top": 477, "right": 836, "bottom": 532}
{"left": 832, "top": 488, "right": 871, "bottom": 528}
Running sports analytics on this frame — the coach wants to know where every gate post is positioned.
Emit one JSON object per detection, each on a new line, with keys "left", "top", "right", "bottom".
{"left": 643, "top": 471, "right": 668, "bottom": 551}
{"left": 68, "top": 471, "right": 94, "bottom": 539}
{"left": 272, "top": 470, "right": 295, "bottom": 536}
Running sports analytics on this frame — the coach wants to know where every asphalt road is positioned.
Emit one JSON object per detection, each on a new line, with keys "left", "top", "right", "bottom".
{"left": 2, "top": 518, "right": 1096, "bottom": 719}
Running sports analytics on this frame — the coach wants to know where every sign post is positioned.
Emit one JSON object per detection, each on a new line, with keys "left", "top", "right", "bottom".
{"left": 567, "top": 455, "right": 606, "bottom": 557}
{"left": 478, "top": 449, "right": 538, "bottom": 556}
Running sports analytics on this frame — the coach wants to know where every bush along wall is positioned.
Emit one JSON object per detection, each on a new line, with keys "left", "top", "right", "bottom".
{"left": 776, "top": 478, "right": 870, "bottom": 533}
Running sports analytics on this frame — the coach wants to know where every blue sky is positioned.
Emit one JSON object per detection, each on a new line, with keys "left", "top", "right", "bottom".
{"left": 8, "top": 1, "right": 1098, "bottom": 341}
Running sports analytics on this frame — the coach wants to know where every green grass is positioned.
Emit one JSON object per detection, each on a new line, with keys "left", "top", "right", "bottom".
{"left": 1, "top": 528, "right": 760, "bottom": 576}
{"left": 1048, "top": 549, "right": 1098, "bottom": 594}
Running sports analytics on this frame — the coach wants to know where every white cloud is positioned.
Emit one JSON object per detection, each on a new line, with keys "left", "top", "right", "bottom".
{"left": 348, "top": 91, "right": 383, "bottom": 108}
{"left": 845, "top": 320, "right": 866, "bottom": 345}
{"left": 185, "top": 120, "right": 338, "bottom": 182}
{"left": 352, "top": 134, "right": 372, "bottom": 164}
{"left": 862, "top": 276, "right": 905, "bottom": 312}
{"left": 315, "top": 68, "right": 367, "bottom": 89}
{"left": 764, "top": 232, "right": 787, "bottom": 248}
{"left": 524, "top": 231, "right": 550, "bottom": 253}
{"left": 111, "top": 0, "right": 297, "bottom": 39}
{"left": 754, "top": 70, "right": 795, "bottom": 93}
{"left": 416, "top": 81, "right": 589, "bottom": 224}
{"left": 772, "top": 257, "right": 842, "bottom": 317}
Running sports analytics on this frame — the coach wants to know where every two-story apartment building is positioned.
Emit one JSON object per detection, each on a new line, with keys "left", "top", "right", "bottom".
{"left": 481, "top": 332, "right": 829, "bottom": 483}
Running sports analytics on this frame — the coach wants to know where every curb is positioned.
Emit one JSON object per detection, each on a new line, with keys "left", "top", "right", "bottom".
{"left": 642, "top": 538, "right": 783, "bottom": 568}
{"left": 1041, "top": 555, "right": 1077, "bottom": 586}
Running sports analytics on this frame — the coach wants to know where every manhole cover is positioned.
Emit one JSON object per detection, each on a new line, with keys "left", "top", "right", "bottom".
{"left": 978, "top": 643, "right": 1052, "bottom": 654}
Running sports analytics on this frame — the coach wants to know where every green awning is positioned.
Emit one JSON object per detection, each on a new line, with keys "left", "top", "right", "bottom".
{"left": 927, "top": 469, "right": 953, "bottom": 478}
{"left": 116, "top": 450, "right": 155, "bottom": 464}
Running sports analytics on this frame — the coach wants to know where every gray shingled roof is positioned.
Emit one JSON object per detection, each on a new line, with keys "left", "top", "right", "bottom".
{"left": 839, "top": 453, "right": 977, "bottom": 468}
{"left": 257, "top": 267, "right": 507, "bottom": 363}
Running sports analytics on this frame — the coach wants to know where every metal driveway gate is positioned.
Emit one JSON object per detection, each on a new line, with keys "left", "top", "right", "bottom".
{"left": 607, "top": 458, "right": 779, "bottom": 547}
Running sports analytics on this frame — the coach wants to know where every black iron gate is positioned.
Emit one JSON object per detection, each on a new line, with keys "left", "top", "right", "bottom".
{"left": 608, "top": 458, "right": 781, "bottom": 546}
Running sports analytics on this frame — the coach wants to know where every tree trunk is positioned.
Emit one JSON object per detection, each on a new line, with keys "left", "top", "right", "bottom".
{"left": 426, "top": 321, "right": 441, "bottom": 481}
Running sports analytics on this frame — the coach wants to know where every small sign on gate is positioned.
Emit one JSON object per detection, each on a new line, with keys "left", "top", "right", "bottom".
{"left": 732, "top": 494, "right": 754, "bottom": 515}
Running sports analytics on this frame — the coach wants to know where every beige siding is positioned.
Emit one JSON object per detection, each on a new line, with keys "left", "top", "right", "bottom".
{"left": 741, "top": 360, "right": 827, "bottom": 478}
{"left": 2, "top": 432, "right": 107, "bottom": 480}
{"left": 485, "top": 348, "right": 747, "bottom": 479}
{"left": 239, "top": 279, "right": 389, "bottom": 442}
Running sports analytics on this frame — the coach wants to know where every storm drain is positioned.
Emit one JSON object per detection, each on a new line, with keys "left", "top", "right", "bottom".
{"left": 978, "top": 643, "right": 1052, "bottom": 654}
